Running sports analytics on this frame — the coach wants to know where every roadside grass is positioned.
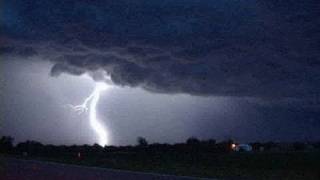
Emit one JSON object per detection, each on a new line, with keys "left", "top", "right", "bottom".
{"left": 0, "top": 157, "right": 4, "bottom": 176}
{"left": 1, "top": 151, "right": 320, "bottom": 179}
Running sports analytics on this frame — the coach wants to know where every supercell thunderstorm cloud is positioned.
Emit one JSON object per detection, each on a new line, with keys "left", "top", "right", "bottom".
{"left": 1, "top": 0, "right": 320, "bottom": 145}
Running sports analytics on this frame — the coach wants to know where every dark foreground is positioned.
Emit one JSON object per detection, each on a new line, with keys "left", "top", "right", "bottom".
{"left": 1, "top": 151, "right": 320, "bottom": 180}
{"left": 0, "top": 157, "right": 212, "bottom": 180}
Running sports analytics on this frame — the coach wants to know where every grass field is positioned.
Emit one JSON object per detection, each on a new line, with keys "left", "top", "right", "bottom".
{"left": 3, "top": 151, "right": 319, "bottom": 179}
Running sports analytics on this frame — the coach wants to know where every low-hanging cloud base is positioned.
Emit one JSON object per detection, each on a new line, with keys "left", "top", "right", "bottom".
{"left": 1, "top": 0, "right": 320, "bottom": 99}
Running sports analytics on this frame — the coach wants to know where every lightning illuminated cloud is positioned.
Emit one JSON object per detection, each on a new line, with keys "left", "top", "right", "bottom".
{"left": 68, "top": 82, "right": 109, "bottom": 146}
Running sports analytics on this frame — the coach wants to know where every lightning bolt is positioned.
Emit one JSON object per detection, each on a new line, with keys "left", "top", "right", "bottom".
{"left": 68, "top": 82, "right": 109, "bottom": 146}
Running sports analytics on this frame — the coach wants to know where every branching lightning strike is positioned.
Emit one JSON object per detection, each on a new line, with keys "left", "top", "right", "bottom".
{"left": 68, "top": 82, "right": 109, "bottom": 146}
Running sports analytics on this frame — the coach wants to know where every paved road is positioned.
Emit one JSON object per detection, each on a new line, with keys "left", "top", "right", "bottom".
{"left": 0, "top": 157, "right": 214, "bottom": 180}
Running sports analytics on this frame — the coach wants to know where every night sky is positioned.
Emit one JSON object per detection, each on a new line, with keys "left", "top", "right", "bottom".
{"left": 1, "top": 0, "right": 320, "bottom": 145}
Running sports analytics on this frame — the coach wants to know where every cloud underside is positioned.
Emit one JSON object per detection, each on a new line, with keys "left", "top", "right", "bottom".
{"left": 1, "top": 0, "right": 320, "bottom": 98}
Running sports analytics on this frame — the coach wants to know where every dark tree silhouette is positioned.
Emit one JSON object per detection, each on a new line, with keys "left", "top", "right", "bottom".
{"left": 206, "top": 139, "right": 216, "bottom": 145}
{"left": 0, "top": 136, "right": 14, "bottom": 153}
{"left": 137, "top": 137, "right": 148, "bottom": 147}
{"left": 1, "top": 135, "right": 316, "bottom": 160}
{"left": 186, "top": 137, "right": 200, "bottom": 145}
{"left": 16, "top": 140, "right": 44, "bottom": 155}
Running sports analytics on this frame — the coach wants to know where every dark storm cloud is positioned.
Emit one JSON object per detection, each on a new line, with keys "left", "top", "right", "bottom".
{"left": 1, "top": 0, "right": 320, "bottom": 98}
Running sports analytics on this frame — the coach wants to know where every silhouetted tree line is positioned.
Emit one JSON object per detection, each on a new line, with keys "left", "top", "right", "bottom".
{"left": 0, "top": 136, "right": 14, "bottom": 153}
{"left": 1, "top": 136, "right": 319, "bottom": 158}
